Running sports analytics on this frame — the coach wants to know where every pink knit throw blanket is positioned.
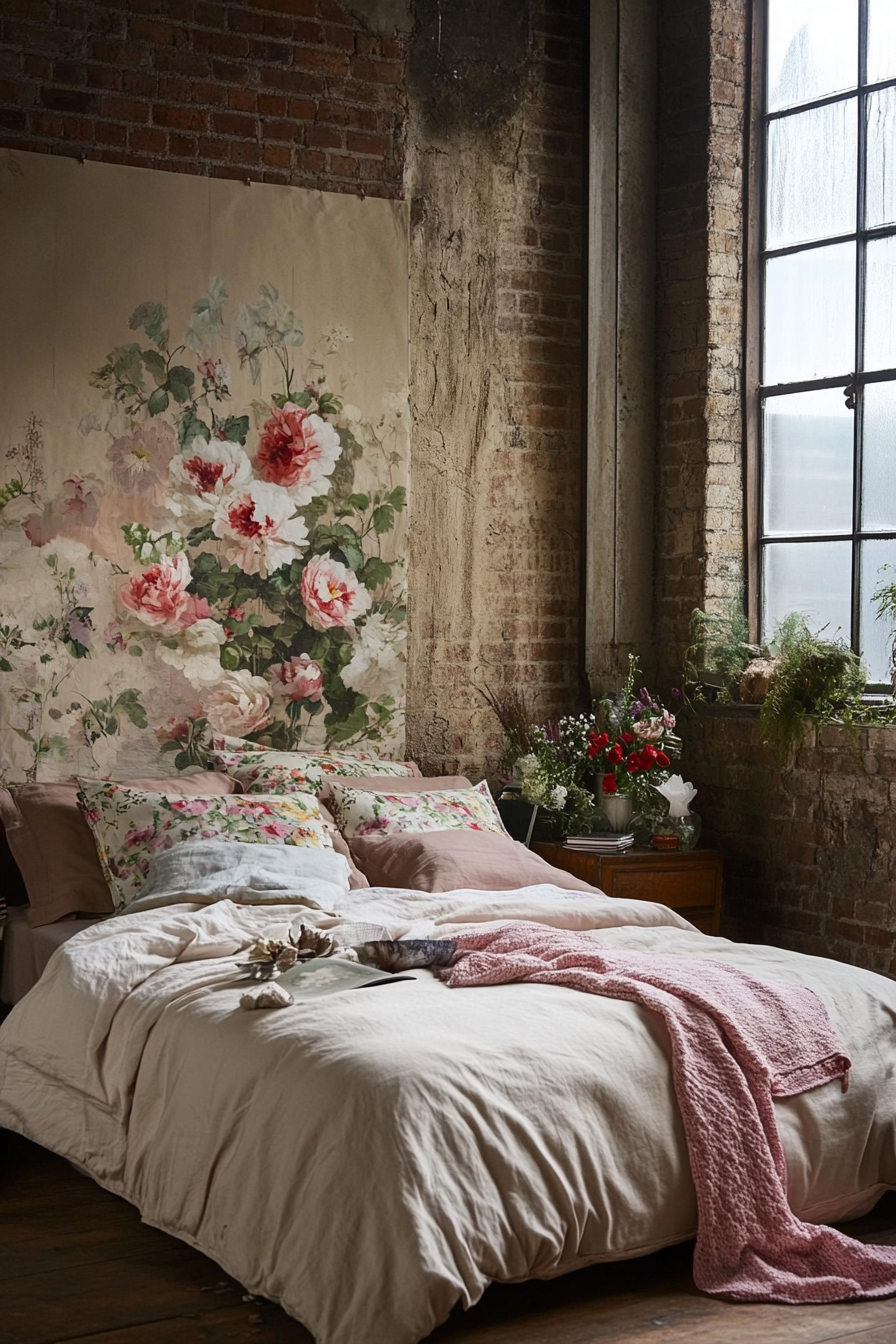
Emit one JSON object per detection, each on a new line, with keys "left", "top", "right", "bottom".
{"left": 437, "top": 922, "right": 896, "bottom": 1303}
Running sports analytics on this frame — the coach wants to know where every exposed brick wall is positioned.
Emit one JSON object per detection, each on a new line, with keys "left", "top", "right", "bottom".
{"left": 654, "top": 0, "right": 747, "bottom": 685}
{"left": 0, "top": 0, "right": 407, "bottom": 196}
{"left": 687, "top": 708, "right": 896, "bottom": 977}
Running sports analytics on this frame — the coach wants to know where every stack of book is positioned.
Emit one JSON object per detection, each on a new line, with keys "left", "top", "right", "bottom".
{"left": 563, "top": 833, "right": 635, "bottom": 854}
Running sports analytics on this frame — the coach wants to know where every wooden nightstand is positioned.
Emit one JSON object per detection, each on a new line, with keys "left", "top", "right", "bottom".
{"left": 532, "top": 844, "right": 723, "bottom": 936}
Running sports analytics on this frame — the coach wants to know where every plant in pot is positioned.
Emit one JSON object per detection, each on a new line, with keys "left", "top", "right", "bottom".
{"left": 682, "top": 594, "right": 759, "bottom": 705}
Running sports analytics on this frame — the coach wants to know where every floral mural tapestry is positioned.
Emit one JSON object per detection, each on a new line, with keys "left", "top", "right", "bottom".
{"left": 0, "top": 152, "right": 409, "bottom": 782}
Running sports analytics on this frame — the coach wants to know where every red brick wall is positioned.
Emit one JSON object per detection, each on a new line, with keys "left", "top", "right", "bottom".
{"left": 0, "top": 0, "right": 406, "bottom": 196}
{"left": 654, "top": 0, "right": 747, "bottom": 684}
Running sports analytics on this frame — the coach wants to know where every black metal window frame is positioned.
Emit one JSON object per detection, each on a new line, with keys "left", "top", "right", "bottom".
{"left": 749, "top": 0, "right": 896, "bottom": 689}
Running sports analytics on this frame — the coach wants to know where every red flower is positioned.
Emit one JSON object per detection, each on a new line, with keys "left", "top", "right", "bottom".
{"left": 626, "top": 755, "right": 642, "bottom": 773}
{"left": 621, "top": 732, "right": 634, "bottom": 744}
{"left": 641, "top": 743, "right": 658, "bottom": 763}
{"left": 606, "top": 742, "right": 623, "bottom": 765}
{"left": 602, "top": 774, "right": 617, "bottom": 795}
{"left": 655, "top": 750, "right": 671, "bottom": 768}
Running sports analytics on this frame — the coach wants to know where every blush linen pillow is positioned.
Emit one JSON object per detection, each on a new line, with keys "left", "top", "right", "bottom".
{"left": 329, "top": 780, "right": 508, "bottom": 840}
{"left": 348, "top": 829, "right": 598, "bottom": 893}
{"left": 0, "top": 772, "right": 241, "bottom": 927}
{"left": 77, "top": 780, "right": 331, "bottom": 912}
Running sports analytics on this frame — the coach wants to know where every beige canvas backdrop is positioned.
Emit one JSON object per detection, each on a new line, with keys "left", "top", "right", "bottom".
{"left": 0, "top": 151, "right": 409, "bottom": 781}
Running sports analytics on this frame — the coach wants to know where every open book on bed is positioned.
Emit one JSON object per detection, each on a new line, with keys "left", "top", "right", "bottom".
{"left": 274, "top": 958, "right": 416, "bottom": 999}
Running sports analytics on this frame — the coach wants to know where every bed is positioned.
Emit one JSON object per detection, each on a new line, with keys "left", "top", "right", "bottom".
{"left": 2, "top": 763, "right": 896, "bottom": 1343}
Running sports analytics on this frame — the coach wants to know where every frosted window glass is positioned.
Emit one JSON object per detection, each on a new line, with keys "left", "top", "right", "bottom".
{"left": 764, "top": 244, "right": 855, "bottom": 384}
{"left": 766, "top": 101, "right": 856, "bottom": 249}
{"left": 767, "top": 0, "right": 857, "bottom": 112}
{"left": 762, "top": 541, "right": 852, "bottom": 645}
{"left": 864, "top": 237, "right": 896, "bottom": 372}
{"left": 866, "top": 88, "right": 896, "bottom": 230}
{"left": 763, "top": 390, "right": 853, "bottom": 535}
{"left": 861, "top": 381, "right": 896, "bottom": 531}
{"left": 867, "top": 0, "right": 896, "bottom": 84}
{"left": 859, "top": 539, "right": 896, "bottom": 685}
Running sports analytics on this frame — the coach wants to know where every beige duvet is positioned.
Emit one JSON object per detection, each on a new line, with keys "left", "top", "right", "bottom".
{"left": 2, "top": 884, "right": 896, "bottom": 1343}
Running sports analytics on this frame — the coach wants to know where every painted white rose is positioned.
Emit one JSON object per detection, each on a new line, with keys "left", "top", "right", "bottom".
{"left": 203, "top": 668, "right": 273, "bottom": 737}
{"left": 157, "top": 618, "right": 227, "bottom": 688}
{"left": 168, "top": 438, "right": 252, "bottom": 519}
{"left": 341, "top": 613, "right": 406, "bottom": 702}
{"left": 212, "top": 480, "right": 309, "bottom": 578}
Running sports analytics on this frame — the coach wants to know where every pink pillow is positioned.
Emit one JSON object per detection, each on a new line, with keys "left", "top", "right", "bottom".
{"left": 348, "top": 829, "right": 599, "bottom": 894}
{"left": 0, "top": 772, "right": 241, "bottom": 927}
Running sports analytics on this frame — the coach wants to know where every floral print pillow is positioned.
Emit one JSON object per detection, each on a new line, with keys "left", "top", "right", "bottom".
{"left": 77, "top": 779, "right": 332, "bottom": 911}
{"left": 329, "top": 780, "right": 508, "bottom": 841}
{"left": 208, "top": 749, "right": 419, "bottom": 795}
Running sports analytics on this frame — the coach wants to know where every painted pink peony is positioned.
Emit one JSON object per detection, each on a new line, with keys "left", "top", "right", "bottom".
{"left": 300, "top": 553, "right": 372, "bottom": 631}
{"left": 202, "top": 669, "right": 274, "bottom": 737}
{"left": 254, "top": 403, "right": 342, "bottom": 505}
{"left": 269, "top": 653, "right": 324, "bottom": 703}
{"left": 212, "top": 480, "right": 309, "bottom": 578}
{"left": 168, "top": 439, "right": 252, "bottom": 518}
{"left": 119, "top": 551, "right": 193, "bottom": 631}
{"left": 107, "top": 421, "right": 177, "bottom": 498}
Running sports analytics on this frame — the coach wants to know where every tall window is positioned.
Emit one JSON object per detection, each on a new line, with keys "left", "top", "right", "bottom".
{"left": 756, "top": 0, "right": 896, "bottom": 686}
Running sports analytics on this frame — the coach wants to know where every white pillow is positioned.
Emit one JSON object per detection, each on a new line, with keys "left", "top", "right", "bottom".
{"left": 128, "top": 840, "right": 350, "bottom": 913}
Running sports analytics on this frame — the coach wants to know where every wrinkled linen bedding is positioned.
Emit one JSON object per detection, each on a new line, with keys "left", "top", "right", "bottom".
{"left": 2, "top": 886, "right": 896, "bottom": 1344}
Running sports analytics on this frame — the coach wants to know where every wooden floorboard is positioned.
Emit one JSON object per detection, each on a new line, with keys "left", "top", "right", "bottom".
{"left": 4, "top": 1128, "right": 896, "bottom": 1344}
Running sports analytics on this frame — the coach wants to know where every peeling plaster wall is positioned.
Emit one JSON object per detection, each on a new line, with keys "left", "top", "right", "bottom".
{"left": 405, "top": 0, "right": 586, "bottom": 776}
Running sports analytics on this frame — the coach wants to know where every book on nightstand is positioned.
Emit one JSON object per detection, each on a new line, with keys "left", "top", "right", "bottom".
{"left": 563, "top": 834, "right": 635, "bottom": 854}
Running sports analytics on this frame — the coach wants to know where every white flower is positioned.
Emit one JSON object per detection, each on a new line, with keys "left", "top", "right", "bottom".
{"left": 321, "top": 324, "right": 353, "bottom": 354}
{"left": 212, "top": 481, "right": 309, "bottom": 578}
{"left": 513, "top": 753, "right": 540, "bottom": 781}
{"left": 341, "top": 613, "right": 406, "bottom": 701}
{"left": 203, "top": 669, "right": 273, "bottom": 737}
{"left": 157, "top": 619, "right": 227, "bottom": 688}
{"left": 653, "top": 774, "right": 697, "bottom": 819}
{"left": 168, "top": 438, "right": 252, "bottom": 519}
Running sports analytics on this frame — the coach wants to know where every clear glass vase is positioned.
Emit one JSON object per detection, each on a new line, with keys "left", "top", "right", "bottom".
{"left": 650, "top": 811, "right": 701, "bottom": 851}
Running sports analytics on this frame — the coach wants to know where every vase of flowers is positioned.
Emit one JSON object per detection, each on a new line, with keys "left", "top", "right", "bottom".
{"left": 481, "top": 659, "right": 681, "bottom": 838}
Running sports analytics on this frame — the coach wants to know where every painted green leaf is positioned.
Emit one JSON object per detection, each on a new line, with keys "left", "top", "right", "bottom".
{"left": 222, "top": 415, "right": 250, "bottom": 444}
{"left": 147, "top": 387, "right": 170, "bottom": 416}
{"left": 348, "top": 493, "right": 370, "bottom": 511}
{"left": 372, "top": 504, "right": 394, "bottom": 535}
{"left": 0, "top": 658, "right": 12, "bottom": 672}
{"left": 142, "top": 349, "right": 168, "bottom": 384}
{"left": 128, "top": 644, "right": 143, "bottom": 656}
{"left": 186, "top": 521, "right": 215, "bottom": 546}
{"left": 387, "top": 486, "right": 407, "bottom": 511}
{"left": 359, "top": 557, "right": 392, "bottom": 589}
{"left": 167, "top": 366, "right": 195, "bottom": 404}
{"left": 317, "top": 391, "right": 343, "bottom": 416}
{"left": 220, "top": 644, "right": 242, "bottom": 670}
{"left": 178, "top": 407, "right": 211, "bottom": 449}
{"left": 129, "top": 301, "right": 169, "bottom": 350}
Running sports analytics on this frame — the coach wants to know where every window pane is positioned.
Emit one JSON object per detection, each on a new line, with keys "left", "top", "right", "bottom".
{"left": 763, "top": 390, "right": 853, "bottom": 535}
{"left": 859, "top": 539, "right": 896, "bottom": 685}
{"left": 762, "top": 541, "right": 852, "bottom": 643}
{"left": 867, "top": 0, "right": 896, "bottom": 84}
{"left": 764, "top": 243, "right": 855, "bottom": 384}
{"left": 766, "top": 100, "right": 856, "bottom": 248}
{"left": 864, "top": 236, "right": 896, "bottom": 372}
{"left": 767, "top": 0, "right": 858, "bottom": 112}
{"left": 866, "top": 87, "right": 896, "bottom": 229}
{"left": 861, "top": 380, "right": 896, "bottom": 530}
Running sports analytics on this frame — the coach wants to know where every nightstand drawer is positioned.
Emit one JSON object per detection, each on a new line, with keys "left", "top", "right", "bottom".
{"left": 604, "top": 864, "right": 718, "bottom": 908}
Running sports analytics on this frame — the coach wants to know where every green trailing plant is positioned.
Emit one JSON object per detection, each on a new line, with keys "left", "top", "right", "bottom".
{"left": 758, "top": 615, "right": 868, "bottom": 763}
{"left": 874, "top": 568, "right": 896, "bottom": 692}
{"left": 682, "top": 594, "right": 759, "bottom": 705}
